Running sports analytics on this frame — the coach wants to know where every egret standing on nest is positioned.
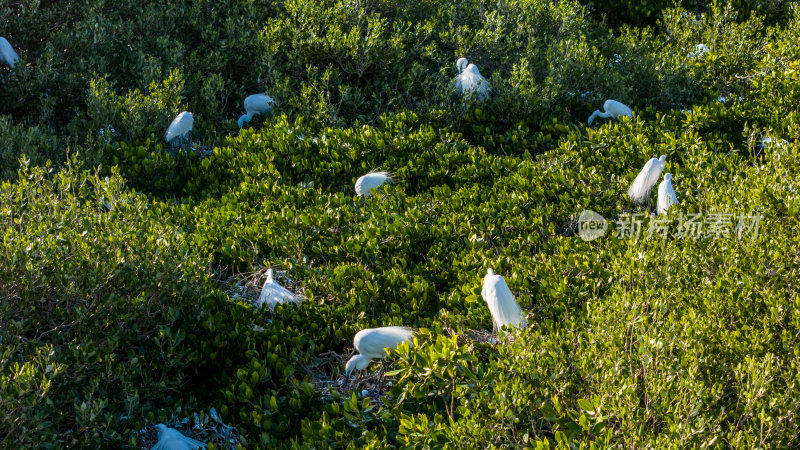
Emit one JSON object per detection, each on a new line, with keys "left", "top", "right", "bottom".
{"left": 238, "top": 93, "right": 275, "bottom": 128}
{"left": 688, "top": 43, "right": 710, "bottom": 59}
{"left": 481, "top": 268, "right": 527, "bottom": 333}
{"left": 256, "top": 269, "right": 299, "bottom": 309}
{"left": 355, "top": 171, "right": 393, "bottom": 197}
{"left": 165, "top": 111, "right": 194, "bottom": 145}
{"left": 344, "top": 326, "right": 415, "bottom": 383}
{"left": 587, "top": 100, "right": 633, "bottom": 126}
{"left": 455, "top": 58, "right": 491, "bottom": 101}
{"left": 152, "top": 424, "right": 206, "bottom": 450}
{"left": 657, "top": 173, "right": 679, "bottom": 215}
{"left": 627, "top": 155, "right": 666, "bottom": 206}
{"left": 0, "top": 37, "right": 19, "bottom": 68}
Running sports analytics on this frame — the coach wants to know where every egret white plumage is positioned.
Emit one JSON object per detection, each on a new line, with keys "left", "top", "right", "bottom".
{"left": 0, "top": 37, "right": 19, "bottom": 68}
{"left": 758, "top": 136, "right": 789, "bottom": 149}
{"left": 165, "top": 111, "right": 194, "bottom": 144}
{"left": 344, "top": 326, "right": 415, "bottom": 383}
{"left": 238, "top": 93, "right": 275, "bottom": 128}
{"left": 152, "top": 424, "right": 206, "bottom": 450}
{"left": 627, "top": 155, "right": 666, "bottom": 204}
{"left": 689, "top": 43, "right": 710, "bottom": 59}
{"left": 481, "top": 268, "right": 527, "bottom": 332}
{"left": 657, "top": 173, "right": 679, "bottom": 215}
{"left": 355, "top": 171, "right": 393, "bottom": 196}
{"left": 587, "top": 100, "right": 633, "bottom": 126}
{"left": 256, "top": 269, "right": 299, "bottom": 309}
{"left": 455, "top": 58, "right": 491, "bottom": 101}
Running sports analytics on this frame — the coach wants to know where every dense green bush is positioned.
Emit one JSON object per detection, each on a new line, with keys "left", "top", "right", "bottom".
{"left": 2, "top": 0, "right": 800, "bottom": 448}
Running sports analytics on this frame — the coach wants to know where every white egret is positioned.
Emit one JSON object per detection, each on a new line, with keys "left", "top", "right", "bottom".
{"left": 152, "top": 424, "right": 206, "bottom": 450}
{"left": 758, "top": 136, "right": 789, "bottom": 149}
{"left": 355, "top": 171, "right": 393, "bottom": 196}
{"left": 344, "top": 326, "right": 415, "bottom": 383}
{"left": 688, "top": 43, "right": 709, "bottom": 59}
{"left": 455, "top": 58, "right": 491, "bottom": 101}
{"left": 238, "top": 93, "right": 275, "bottom": 128}
{"left": 165, "top": 111, "right": 194, "bottom": 144}
{"left": 587, "top": 100, "right": 633, "bottom": 126}
{"left": 256, "top": 269, "right": 299, "bottom": 309}
{"left": 627, "top": 155, "right": 666, "bottom": 204}
{"left": 481, "top": 268, "right": 527, "bottom": 332}
{"left": 0, "top": 37, "right": 19, "bottom": 68}
{"left": 657, "top": 173, "right": 679, "bottom": 215}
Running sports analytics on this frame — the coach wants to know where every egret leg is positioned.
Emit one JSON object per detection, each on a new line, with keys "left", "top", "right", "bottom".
{"left": 377, "top": 360, "right": 389, "bottom": 392}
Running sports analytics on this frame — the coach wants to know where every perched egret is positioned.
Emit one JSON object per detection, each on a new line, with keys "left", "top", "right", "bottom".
{"left": 344, "top": 326, "right": 415, "bottom": 383}
{"left": 481, "top": 268, "right": 527, "bottom": 332}
{"left": 587, "top": 100, "right": 633, "bottom": 126}
{"left": 758, "top": 136, "right": 789, "bottom": 149}
{"left": 355, "top": 171, "right": 393, "bottom": 197}
{"left": 165, "top": 111, "right": 194, "bottom": 144}
{"left": 627, "top": 155, "right": 666, "bottom": 204}
{"left": 256, "top": 269, "right": 299, "bottom": 309}
{"left": 689, "top": 43, "right": 710, "bottom": 59}
{"left": 0, "top": 37, "right": 19, "bottom": 68}
{"left": 657, "top": 173, "right": 679, "bottom": 215}
{"left": 455, "top": 58, "right": 491, "bottom": 101}
{"left": 152, "top": 424, "right": 206, "bottom": 450}
{"left": 238, "top": 93, "right": 275, "bottom": 128}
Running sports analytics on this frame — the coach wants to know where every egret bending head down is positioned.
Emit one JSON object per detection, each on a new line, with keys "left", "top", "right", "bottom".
{"left": 456, "top": 57, "right": 469, "bottom": 73}
{"left": 587, "top": 100, "right": 633, "bottom": 126}
{"left": 344, "top": 326, "right": 415, "bottom": 383}
{"left": 627, "top": 155, "right": 666, "bottom": 204}
{"left": 481, "top": 268, "right": 527, "bottom": 332}
{"left": 238, "top": 93, "right": 275, "bottom": 128}
{"left": 152, "top": 424, "right": 206, "bottom": 450}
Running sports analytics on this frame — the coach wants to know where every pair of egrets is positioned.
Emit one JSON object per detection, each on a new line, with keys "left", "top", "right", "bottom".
{"left": 164, "top": 93, "right": 275, "bottom": 144}
{"left": 628, "top": 155, "right": 679, "bottom": 215}
{"left": 344, "top": 268, "right": 527, "bottom": 381}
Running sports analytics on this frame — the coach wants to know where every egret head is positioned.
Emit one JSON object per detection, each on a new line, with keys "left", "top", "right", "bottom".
{"left": 487, "top": 268, "right": 495, "bottom": 276}
{"left": 456, "top": 58, "right": 468, "bottom": 73}
{"left": 658, "top": 155, "right": 666, "bottom": 163}
{"left": 344, "top": 354, "right": 371, "bottom": 384}
{"left": 238, "top": 114, "right": 251, "bottom": 129}
{"left": 664, "top": 173, "right": 672, "bottom": 182}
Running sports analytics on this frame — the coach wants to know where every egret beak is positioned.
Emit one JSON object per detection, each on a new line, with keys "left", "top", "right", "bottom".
{"left": 344, "top": 373, "right": 351, "bottom": 385}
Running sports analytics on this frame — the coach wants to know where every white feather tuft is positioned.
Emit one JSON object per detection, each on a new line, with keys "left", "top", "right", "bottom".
{"left": 151, "top": 424, "right": 206, "bottom": 450}
{"left": 165, "top": 111, "right": 194, "bottom": 143}
{"left": 355, "top": 171, "right": 394, "bottom": 196}
{"left": 627, "top": 155, "right": 666, "bottom": 203}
